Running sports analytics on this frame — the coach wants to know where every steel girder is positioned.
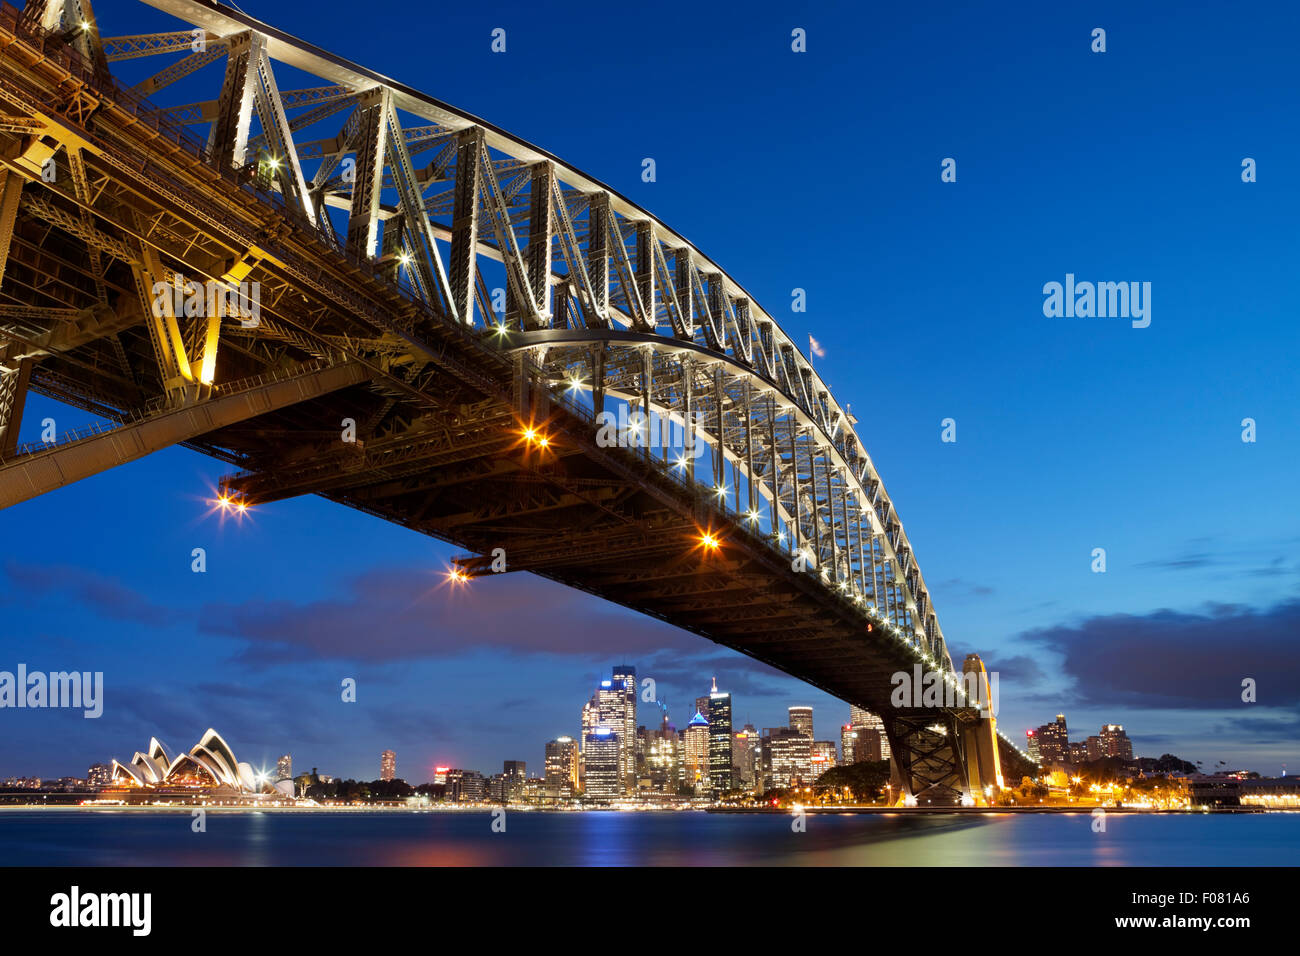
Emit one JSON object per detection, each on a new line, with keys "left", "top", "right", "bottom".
{"left": 0, "top": 0, "right": 1045, "bottom": 799}
{"left": 108, "top": 0, "right": 952, "bottom": 675}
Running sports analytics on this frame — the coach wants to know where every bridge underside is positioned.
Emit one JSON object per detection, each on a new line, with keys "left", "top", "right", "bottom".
{"left": 0, "top": 0, "right": 1034, "bottom": 805}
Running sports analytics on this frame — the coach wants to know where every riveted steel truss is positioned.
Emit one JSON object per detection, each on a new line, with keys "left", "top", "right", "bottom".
{"left": 0, "top": 0, "right": 1036, "bottom": 802}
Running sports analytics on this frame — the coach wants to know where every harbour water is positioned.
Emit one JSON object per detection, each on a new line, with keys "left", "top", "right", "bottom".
{"left": 1, "top": 809, "right": 1296, "bottom": 866}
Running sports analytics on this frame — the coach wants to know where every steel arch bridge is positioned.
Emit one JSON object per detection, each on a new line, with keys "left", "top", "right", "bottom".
{"left": 0, "top": 0, "right": 1033, "bottom": 803}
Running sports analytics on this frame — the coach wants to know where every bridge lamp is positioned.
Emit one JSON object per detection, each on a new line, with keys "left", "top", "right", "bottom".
{"left": 445, "top": 568, "right": 469, "bottom": 585}
{"left": 397, "top": 252, "right": 413, "bottom": 266}
{"left": 714, "top": 484, "right": 727, "bottom": 499}
{"left": 745, "top": 509, "right": 760, "bottom": 523}
{"left": 699, "top": 533, "right": 720, "bottom": 551}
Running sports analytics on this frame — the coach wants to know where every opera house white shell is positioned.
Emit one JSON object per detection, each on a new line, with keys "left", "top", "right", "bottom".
{"left": 110, "top": 728, "right": 270, "bottom": 793}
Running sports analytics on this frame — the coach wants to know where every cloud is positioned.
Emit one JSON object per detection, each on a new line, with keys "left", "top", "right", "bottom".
{"left": 1135, "top": 538, "right": 1298, "bottom": 580}
{"left": 199, "top": 567, "right": 704, "bottom": 665}
{"left": 934, "top": 578, "right": 995, "bottom": 601}
{"left": 984, "top": 654, "right": 1046, "bottom": 685}
{"left": 1018, "top": 599, "right": 1300, "bottom": 710}
{"left": 2, "top": 561, "right": 173, "bottom": 627}
{"left": 1211, "top": 713, "right": 1300, "bottom": 743}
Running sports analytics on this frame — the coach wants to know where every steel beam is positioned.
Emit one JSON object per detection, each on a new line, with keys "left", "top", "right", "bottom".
{"left": 0, "top": 360, "right": 368, "bottom": 509}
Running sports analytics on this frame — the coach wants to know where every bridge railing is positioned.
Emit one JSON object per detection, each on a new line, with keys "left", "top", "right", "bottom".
{"left": 538, "top": 364, "right": 958, "bottom": 679}
{"left": 0, "top": 358, "right": 339, "bottom": 463}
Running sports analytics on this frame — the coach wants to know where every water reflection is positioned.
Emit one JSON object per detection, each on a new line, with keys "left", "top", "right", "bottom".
{"left": 0, "top": 810, "right": 1294, "bottom": 866}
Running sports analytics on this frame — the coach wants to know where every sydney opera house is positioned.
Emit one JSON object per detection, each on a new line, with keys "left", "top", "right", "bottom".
{"left": 109, "top": 728, "right": 295, "bottom": 802}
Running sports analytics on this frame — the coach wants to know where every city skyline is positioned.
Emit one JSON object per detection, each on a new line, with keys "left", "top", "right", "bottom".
{"left": 0, "top": 665, "right": 1218, "bottom": 787}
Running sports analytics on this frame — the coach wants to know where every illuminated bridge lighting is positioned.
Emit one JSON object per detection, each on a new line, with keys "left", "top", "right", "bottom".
{"left": 0, "top": 0, "right": 996, "bottom": 807}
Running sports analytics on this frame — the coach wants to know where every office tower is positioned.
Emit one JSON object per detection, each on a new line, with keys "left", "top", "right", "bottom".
{"left": 1099, "top": 724, "right": 1133, "bottom": 760}
{"left": 380, "top": 749, "right": 396, "bottom": 781}
{"left": 503, "top": 760, "right": 526, "bottom": 802}
{"left": 432, "top": 766, "right": 449, "bottom": 786}
{"left": 1085, "top": 735, "right": 1104, "bottom": 762}
{"left": 583, "top": 729, "right": 621, "bottom": 801}
{"left": 1068, "top": 741, "right": 1088, "bottom": 764}
{"left": 810, "top": 740, "right": 837, "bottom": 781}
{"left": 841, "top": 724, "right": 859, "bottom": 765}
{"left": 1035, "top": 714, "right": 1069, "bottom": 766}
{"left": 545, "top": 737, "right": 580, "bottom": 799}
{"left": 849, "top": 707, "right": 891, "bottom": 761}
{"left": 764, "top": 727, "right": 812, "bottom": 789}
{"left": 707, "top": 678, "right": 733, "bottom": 795}
{"left": 732, "top": 725, "right": 760, "bottom": 791}
{"left": 276, "top": 754, "right": 292, "bottom": 781}
{"left": 684, "top": 710, "right": 710, "bottom": 794}
{"left": 1025, "top": 729, "right": 1040, "bottom": 762}
{"left": 789, "top": 705, "right": 814, "bottom": 739}
{"left": 611, "top": 665, "right": 638, "bottom": 793}
{"left": 589, "top": 675, "right": 635, "bottom": 793}
{"left": 86, "top": 763, "right": 111, "bottom": 787}
{"left": 445, "top": 769, "right": 486, "bottom": 802}
{"left": 644, "top": 726, "right": 680, "bottom": 793}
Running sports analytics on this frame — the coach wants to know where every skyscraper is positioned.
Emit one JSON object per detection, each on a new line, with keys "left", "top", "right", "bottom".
{"left": 583, "top": 729, "right": 621, "bottom": 801}
{"left": 545, "top": 737, "right": 580, "bottom": 799}
{"left": 611, "top": 665, "right": 638, "bottom": 793}
{"left": 1036, "top": 714, "right": 1069, "bottom": 766}
{"left": 380, "top": 749, "right": 396, "bottom": 782}
{"left": 764, "top": 727, "right": 812, "bottom": 789}
{"left": 707, "top": 677, "right": 733, "bottom": 795}
{"left": 503, "top": 760, "right": 526, "bottom": 802}
{"left": 732, "top": 724, "right": 760, "bottom": 791}
{"left": 1085, "top": 735, "right": 1104, "bottom": 762}
{"left": 789, "top": 706, "right": 814, "bottom": 739}
{"left": 810, "top": 740, "right": 837, "bottom": 781}
{"left": 275, "top": 754, "right": 292, "bottom": 781}
{"left": 644, "top": 726, "right": 680, "bottom": 794}
{"left": 841, "top": 724, "right": 859, "bottom": 765}
{"left": 684, "top": 710, "right": 710, "bottom": 794}
{"left": 849, "top": 707, "right": 891, "bottom": 761}
{"left": 1099, "top": 724, "right": 1133, "bottom": 760}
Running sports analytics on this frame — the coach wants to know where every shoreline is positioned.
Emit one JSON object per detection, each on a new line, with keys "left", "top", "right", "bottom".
{"left": 0, "top": 804, "right": 1286, "bottom": 815}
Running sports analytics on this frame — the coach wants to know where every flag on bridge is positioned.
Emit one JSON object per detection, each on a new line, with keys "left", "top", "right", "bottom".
{"left": 809, "top": 334, "right": 826, "bottom": 358}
